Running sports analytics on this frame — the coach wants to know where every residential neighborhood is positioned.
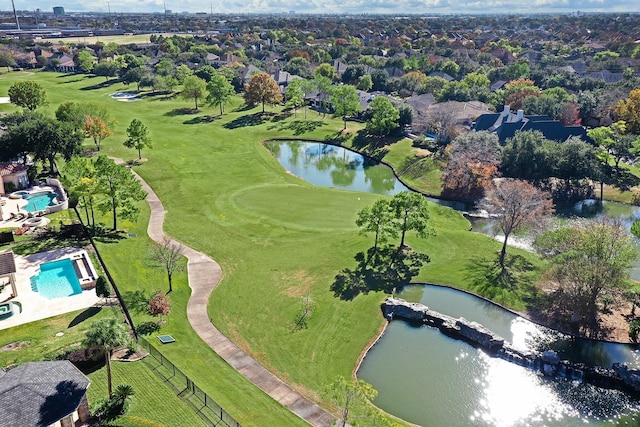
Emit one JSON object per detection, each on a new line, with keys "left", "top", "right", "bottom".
{"left": 0, "top": 8, "right": 640, "bottom": 427}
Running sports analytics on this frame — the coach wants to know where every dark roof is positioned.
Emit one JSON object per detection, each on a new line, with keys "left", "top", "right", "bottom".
{"left": 474, "top": 109, "right": 587, "bottom": 142}
{"left": 0, "top": 361, "right": 90, "bottom": 427}
{"left": 0, "top": 250, "right": 16, "bottom": 276}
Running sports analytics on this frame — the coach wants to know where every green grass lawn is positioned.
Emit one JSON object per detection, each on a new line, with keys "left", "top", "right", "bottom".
{"left": 87, "top": 360, "right": 208, "bottom": 427}
{"left": 0, "top": 71, "right": 543, "bottom": 425}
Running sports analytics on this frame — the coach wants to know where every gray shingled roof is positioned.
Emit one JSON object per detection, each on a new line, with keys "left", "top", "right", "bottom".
{"left": 0, "top": 361, "right": 90, "bottom": 427}
{"left": 0, "top": 251, "right": 16, "bottom": 276}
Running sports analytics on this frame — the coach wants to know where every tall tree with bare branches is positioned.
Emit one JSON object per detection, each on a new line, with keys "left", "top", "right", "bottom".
{"left": 150, "top": 237, "right": 184, "bottom": 293}
{"left": 480, "top": 180, "right": 554, "bottom": 269}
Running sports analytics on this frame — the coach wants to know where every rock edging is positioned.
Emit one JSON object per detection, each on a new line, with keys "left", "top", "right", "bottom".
{"left": 382, "top": 297, "right": 640, "bottom": 392}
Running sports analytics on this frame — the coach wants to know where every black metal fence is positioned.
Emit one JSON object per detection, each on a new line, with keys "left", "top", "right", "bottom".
{"left": 139, "top": 338, "right": 241, "bottom": 427}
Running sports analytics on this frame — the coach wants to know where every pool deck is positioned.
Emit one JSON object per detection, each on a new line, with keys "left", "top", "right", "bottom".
{"left": 0, "top": 189, "right": 55, "bottom": 229}
{"left": 0, "top": 247, "right": 101, "bottom": 330}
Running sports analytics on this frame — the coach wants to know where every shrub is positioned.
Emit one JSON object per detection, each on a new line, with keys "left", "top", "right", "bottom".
{"left": 631, "top": 221, "right": 640, "bottom": 238}
{"left": 632, "top": 190, "right": 640, "bottom": 206}
{"left": 136, "top": 321, "right": 161, "bottom": 336}
{"left": 147, "top": 291, "right": 171, "bottom": 317}
{"left": 96, "top": 275, "right": 111, "bottom": 298}
{"left": 94, "top": 384, "right": 134, "bottom": 422}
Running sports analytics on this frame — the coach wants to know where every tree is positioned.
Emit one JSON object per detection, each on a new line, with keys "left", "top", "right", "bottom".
{"left": 181, "top": 75, "right": 207, "bottom": 111}
{"left": 206, "top": 72, "right": 234, "bottom": 116}
{"left": 442, "top": 131, "right": 501, "bottom": 202}
{"left": 314, "top": 63, "right": 338, "bottom": 81}
{"left": 62, "top": 156, "right": 99, "bottom": 232}
{"left": 501, "top": 130, "right": 553, "bottom": 181}
{"left": 356, "top": 198, "right": 398, "bottom": 253}
{"left": 0, "top": 50, "right": 16, "bottom": 71}
{"left": 83, "top": 318, "right": 130, "bottom": 397}
{"left": 94, "top": 155, "right": 146, "bottom": 231}
{"left": 150, "top": 237, "right": 184, "bottom": 293}
{"left": 123, "top": 119, "right": 152, "bottom": 159}
{"left": 357, "top": 74, "right": 373, "bottom": 91}
{"left": 123, "top": 66, "right": 146, "bottom": 90}
{"left": 84, "top": 116, "right": 113, "bottom": 151}
{"left": 194, "top": 64, "right": 217, "bottom": 82}
{"left": 366, "top": 97, "right": 399, "bottom": 137}
{"left": 615, "top": 89, "right": 640, "bottom": 134}
{"left": 8, "top": 81, "right": 48, "bottom": 111}
{"left": 588, "top": 121, "right": 638, "bottom": 171}
{"left": 330, "top": 85, "right": 361, "bottom": 129}
{"left": 389, "top": 191, "right": 433, "bottom": 248}
{"left": 244, "top": 72, "right": 282, "bottom": 113}
{"left": 147, "top": 291, "right": 172, "bottom": 316}
{"left": 75, "top": 50, "right": 95, "bottom": 73}
{"left": 55, "top": 101, "right": 86, "bottom": 131}
{"left": 480, "top": 180, "right": 553, "bottom": 269}
{"left": 285, "top": 78, "right": 305, "bottom": 117}
{"left": 175, "top": 64, "right": 193, "bottom": 84}
{"left": 93, "top": 61, "right": 119, "bottom": 82}
{"left": 283, "top": 56, "right": 311, "bottom": 78}
{"left": 323, "top": 376, "right": 387, "bottom": 427}
{"left": 534, "top": 220, "right": 637, "bottom": 336}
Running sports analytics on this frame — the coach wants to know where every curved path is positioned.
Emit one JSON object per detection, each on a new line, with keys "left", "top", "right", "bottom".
{"left": 130, "top": 168, "right": 336, "bottom": 427}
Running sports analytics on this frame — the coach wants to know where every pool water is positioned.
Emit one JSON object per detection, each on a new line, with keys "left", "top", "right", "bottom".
{"left": 23, "top": 192, "right": 56, "bottom": 212}
{"left": 30, "top": 259, "right": 82, "bottom": 299}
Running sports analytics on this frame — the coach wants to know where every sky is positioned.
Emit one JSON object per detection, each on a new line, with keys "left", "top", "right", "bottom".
{"left": 13, "top": 0, "right": 640, "bottom": 15}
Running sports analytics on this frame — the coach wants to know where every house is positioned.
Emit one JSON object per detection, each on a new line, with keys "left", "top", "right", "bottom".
{"left": 0, "top": 360, "right": 91, "bottom": 427}
{"left": 473, "top": 105, "right": 587, "bottom": 143}
{"left": 428, "top": 71, "right": 455, "bottom": 82}
{"left": 490, "top": 80, "right": 507, "bottom": 92}
{"left": 0, "top": 163, "right": 29, "bottom": 195}
{"left": 53, "top": 53, "right": 76, "bottom": 73}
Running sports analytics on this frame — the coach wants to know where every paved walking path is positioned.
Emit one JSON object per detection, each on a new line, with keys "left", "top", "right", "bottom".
{"left": 130, "top": 168, "right": 336, "bottom": 427}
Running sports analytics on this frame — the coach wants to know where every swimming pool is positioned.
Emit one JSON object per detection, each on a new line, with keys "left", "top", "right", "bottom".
{"left": 23, "top": 192, "right": 57, "bottom": 213}
{"left": 30, "top": 258, "right": 82, "bottom": 299}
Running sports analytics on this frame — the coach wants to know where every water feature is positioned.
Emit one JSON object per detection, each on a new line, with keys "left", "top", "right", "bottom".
{"left": 358, "top": 286, "right": 640, "bottom": 427}
{"left": 264, "top": 140, "right": 640, "bottom": 426}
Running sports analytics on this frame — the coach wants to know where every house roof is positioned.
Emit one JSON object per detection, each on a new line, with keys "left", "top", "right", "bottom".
{"left": 0, "top": 250, "right": 16, "bottom": 276}
{"left": 0, "top": 361, "right": 90, "bottom": 427}
{"left": 474, "top": 108, "right": 587, "bottom": 142}
{"left": 0, "top": 163, "right": 28, "bottom": 177}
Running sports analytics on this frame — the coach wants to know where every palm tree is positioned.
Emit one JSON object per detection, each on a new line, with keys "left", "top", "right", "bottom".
{"left": 84, "top": 318, "right": 130, "bottom": 397}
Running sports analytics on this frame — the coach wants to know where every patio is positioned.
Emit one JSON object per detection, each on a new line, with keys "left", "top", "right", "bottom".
{"left": 0, "top": 248, "right": 101, "bottom": 330}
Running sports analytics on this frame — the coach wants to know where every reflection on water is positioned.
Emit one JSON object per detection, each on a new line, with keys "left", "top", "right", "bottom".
{"left": 357, "top": 286, "right": 640, "bottom": 427}
{"left": 265, "top": 141, "right": 408, "bottom": 195}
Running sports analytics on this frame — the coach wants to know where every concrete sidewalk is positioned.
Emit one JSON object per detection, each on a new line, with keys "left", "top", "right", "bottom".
{"left": 130, "top": 167, "right": 336, "bottom": 427}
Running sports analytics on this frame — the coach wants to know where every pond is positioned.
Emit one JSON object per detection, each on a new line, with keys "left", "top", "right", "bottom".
{"left": 357, "top": 285, "right": 640, "bottom": 427}
{"left": 264, "top": 140, "right": 640, "bottom": 426}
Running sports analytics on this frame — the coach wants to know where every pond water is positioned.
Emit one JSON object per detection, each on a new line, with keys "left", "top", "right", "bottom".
{"left": 358, "top": 285, "right": 640, "bottom": 427}
{"left": 264, "top": 140, "right": 640, "bottom": 426}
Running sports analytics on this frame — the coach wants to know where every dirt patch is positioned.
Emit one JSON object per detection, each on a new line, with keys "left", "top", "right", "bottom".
{"left": 1, "top": 341, "right": 29, "bottom": 352}
{"left": 112, "top": 346, "right": 149, "bottom": 362}
{"left": 278, "top": 270, "right": 314, "bottom": 298}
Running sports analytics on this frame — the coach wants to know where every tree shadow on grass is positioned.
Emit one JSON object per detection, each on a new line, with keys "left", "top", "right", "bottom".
{"left": 183, "top": 115, "right": 219, "bottom": 125}
{"left": 123, "top": 290, "right": 150, "bottom": 314}
{"left": 92, "top": 227, "right": 128, "bottom": 244}
{"left": 164, "top": 108, "right": 198, "bottom": 117}
{"left": 233, "top": 104, "right": 255, "bottom": 113}
{"left": 270, "top": 111, "right": 292, "bottom": 122}
{"left": 223, "top": 112, "right": 268, "bottom": 129}
{"left": 80, "top": 80, "right": 120, "bottom": 90}
{"left": 331, "top": 245, "right": 430, "bottom": 300}
{"left": 465, "top": 253, "right": 540, "bottom": 307}
{"left": 267, "top": 119, "right": 326, "bottom": 135}
{"left": 68, "top": 306, "right": 102, "bottom": 328}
